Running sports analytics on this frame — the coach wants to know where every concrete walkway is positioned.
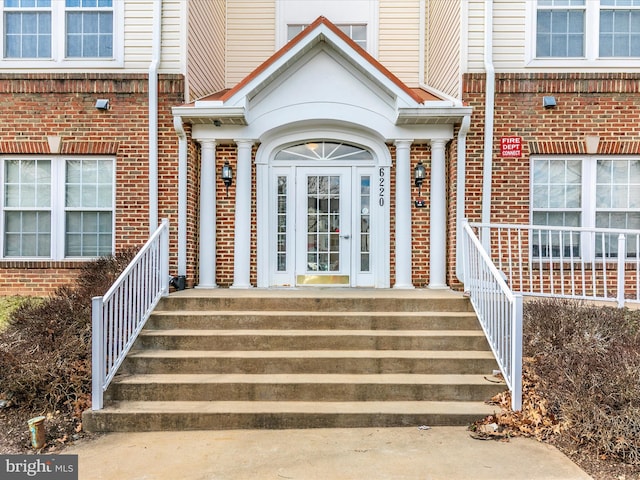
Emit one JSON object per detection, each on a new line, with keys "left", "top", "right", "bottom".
{"left": 65, "top": 427, "right": 592, "bottom": 480}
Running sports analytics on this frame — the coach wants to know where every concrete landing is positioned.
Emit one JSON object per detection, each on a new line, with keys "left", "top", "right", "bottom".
{"left": 65, "top": 427, "right": 593, "bottom": 480}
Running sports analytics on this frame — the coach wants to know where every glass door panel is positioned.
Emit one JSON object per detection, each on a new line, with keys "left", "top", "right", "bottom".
{"left": 296, "top": 168, "right": 351, "bottom": 285}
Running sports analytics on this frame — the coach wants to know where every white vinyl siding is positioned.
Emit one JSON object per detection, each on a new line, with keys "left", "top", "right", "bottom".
{"left": 226, "top": 0, "right": 275, "bottom": 87}
{"left": 493, "top": 1, "right": 526, "bottom": 69}
{"left": 466, "top": 0, "right": 486, "bottom": 72}
{"left": 426, "top": 0, "right": 461, "bottom": 97}
{"left": 122, "top": 0, "right": 183, "bottom": 73}
{"left": 379, "top": 0, "right": 420, "bottom": 85}
{"left": 466, "top": 0, "right": 526, "bottom": 73}
{"left": 120, "top": 0, "right": 152, "bottom": 69}
{"left": 187, "top": 0, "right": 224, "bottom": 101}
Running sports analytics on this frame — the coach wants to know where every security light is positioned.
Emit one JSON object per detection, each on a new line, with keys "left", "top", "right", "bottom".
{"left": 543, "top": 96, "right": 556, "bottom": 109}
{"left": 95, "top": 99, "right": 110, "bottom": 110}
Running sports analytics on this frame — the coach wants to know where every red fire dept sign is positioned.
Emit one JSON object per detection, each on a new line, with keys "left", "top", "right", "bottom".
{"left": 500, "top": 136, "right": 522, "bottom": 158}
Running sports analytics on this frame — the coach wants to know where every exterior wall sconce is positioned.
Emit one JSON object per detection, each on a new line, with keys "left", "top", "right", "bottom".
{"left": 95, "top": 99, "right": 110, "bottom": 110}
{"left": 414, "top": 160, "right": 427, "bottom": 208}
{"left": 221, "top": 161, "right": 233, "bottom": 196}
{"left": 543, "top": 96, "right": 556, "bottom": 109}
{"left": 414, "top": 160, "right": 426, "bottom": 194}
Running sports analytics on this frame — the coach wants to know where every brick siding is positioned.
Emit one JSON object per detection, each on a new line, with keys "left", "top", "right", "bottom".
{"left": 461, "top": 72, "right": 640, "bottom": 296}
{"left": 0, "top": 73, "right": 184, "bottom": 296}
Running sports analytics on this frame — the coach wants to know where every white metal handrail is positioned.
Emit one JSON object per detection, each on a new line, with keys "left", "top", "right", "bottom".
{"left": 91, "top": 219, "right": 169, "bottom": 410}
{"left": 470, "top": 222, "right": 640, "bottom": 308}
{"left": 462, "top": 221, "right": 523, "bottom": 411}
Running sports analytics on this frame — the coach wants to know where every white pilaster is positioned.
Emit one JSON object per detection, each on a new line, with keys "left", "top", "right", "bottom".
{"left": 232, "top": 139, "right": 254, "bottom": 288}
{"left": 394, "top": 139, "right": 414, "bottom": 289}
{"left": 197, "top": 140, "right": 218, "bottom": 288}
{"left": 429, "top": 138, "right": 448, "bottom": 289}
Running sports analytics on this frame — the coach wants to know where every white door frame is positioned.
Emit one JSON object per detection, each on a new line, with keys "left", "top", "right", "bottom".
{"left": 295, "top": 166, "right": 352, "bottom": 286}
{"left": 256, "top": 130, "right": 391, "bottom": 288}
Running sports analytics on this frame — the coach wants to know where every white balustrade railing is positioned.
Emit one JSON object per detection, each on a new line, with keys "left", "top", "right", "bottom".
{"left": 462, "top": 221, "right": 523, "bottom": 411}
{"left": 91, "top": 219, "right": 169, "bottom": 410}
{"left": 470, "top": 222, "right": 640, "bottom": 308}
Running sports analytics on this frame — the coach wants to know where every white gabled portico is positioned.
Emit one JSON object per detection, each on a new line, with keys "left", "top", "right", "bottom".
{"left": 172, "top": 17, "right": 471, "bottom": 289}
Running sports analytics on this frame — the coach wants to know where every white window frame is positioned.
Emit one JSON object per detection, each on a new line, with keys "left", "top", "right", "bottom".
{"left": 275, "top": 0, "right": 378, "bottom": 56}
{"left": 287, "top": 23, "right": 368, "bottom": 50}
{"left": 0, "top": 0, "right": 124, "bottom": 69}
{"left": 531, "top": 155, "right": 640, "bottom": 260}
{"left": 0, "top": 155, "right": 115, "bottom": 260}
{"left": 525, "top": 0, "right": 640, "bottom": 68}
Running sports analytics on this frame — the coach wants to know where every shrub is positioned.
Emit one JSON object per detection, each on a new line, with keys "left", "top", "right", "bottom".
{"left": 0, "top": 296, "right": 31, "bottom": 332}
{"left": 524, "top": 299, "right": 640, "bottom": 464}
{"left": 0, "top": 249, "right": 137, "bottom": 442}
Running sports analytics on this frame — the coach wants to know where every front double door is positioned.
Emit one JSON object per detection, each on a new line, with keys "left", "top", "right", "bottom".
{"left": 272, "top": 165, "right": 375, "bottom": 287}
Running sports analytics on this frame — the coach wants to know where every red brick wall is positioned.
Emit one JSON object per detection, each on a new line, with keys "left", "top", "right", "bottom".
{"left": 0, "top": 73, "right": 184, "bottom": 296}
{"left": 215, "top": 145, "right": 237, "bottom": 287}
{"left": 208, "top": 143, "right": 438, "bottom": 288}
{"left": 410, "top": 144, "right": 431, "bottom": 288}
{"left": 184, "top": 131, "right": 200, "bottom": 288}
{"left": 446, "top": 126, "right": 462, "bottom": 291}
{"left": 462, "top": 72, "right": 640, "bottom": 297}
{"left": 463, "top": 72, "right": 640, "bottom": 225}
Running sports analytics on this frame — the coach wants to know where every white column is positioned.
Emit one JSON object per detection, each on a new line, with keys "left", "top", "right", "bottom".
{"left": 232, "top": 139, "right": 254, "bottom": 288}
{"left": 394, "top": 139, "right": 414, "bottom": 289}
{"left": 197, "top": 140, "right": 218, "bottom": 288}
{"left": 429, "top": 138, "right": 448, "bottom": 289}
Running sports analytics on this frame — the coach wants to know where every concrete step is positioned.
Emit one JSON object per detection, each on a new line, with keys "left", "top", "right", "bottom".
{"left": 84, "top": 290, "right": 503, "bottom": 433}
{"left": 83, "top": 400, "right": 499, "bottom": 432}
{"left": 107, "top": 373, "right": 505, "bottom": 402}
{"left": 146, "top": 311, "right": 482, "bottom": 331}
{"left": 135, "top": 329, "right": 490, "bottom": 351}
{"left": 121, "top": 350, "right": 499, "bottom": 375}
{"left": 154, "top": 295, "right": 474, "bottom": 313}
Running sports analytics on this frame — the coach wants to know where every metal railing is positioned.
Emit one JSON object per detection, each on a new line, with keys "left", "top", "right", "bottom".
{"left": 91, "top": 219, "right": 169, "bottom": 410}
{"left": 462, "top": 221, "right": 523, "bottom": 411}
{"left": 470, "top": 222, "right": 640, "bottom": 308}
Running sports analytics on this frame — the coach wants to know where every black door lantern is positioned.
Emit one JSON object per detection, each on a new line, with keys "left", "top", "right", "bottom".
{"left": 221, "top": 161, "right": 233, "bottom": 196}
{"left": 414, "top": 160, "right": 426, "bottom": 208}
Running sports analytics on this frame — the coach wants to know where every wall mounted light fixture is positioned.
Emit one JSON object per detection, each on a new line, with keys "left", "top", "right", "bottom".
{"left": 221, "top": 161, "right": 233, "bottom": 196}
{"left": 543, "top": 96, "right": 557, "bottom": 109}
{"left": 414, "top": 160, "right": 426, "bottom": 195}
{"left": 95, "top": 99, "right": 110, "bottom": 110}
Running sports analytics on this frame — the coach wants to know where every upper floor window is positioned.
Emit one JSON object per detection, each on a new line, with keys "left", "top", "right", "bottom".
{"left": 276, "top": 0, "right": 378, "bottom": 56}
{"left": 287, "top": 23, "right": 367, "bottom": 50}
{"left": 1, "top": 0, "right": 121, "bottom": 66}
{"left": 4, "top": 0, "right": 52, "bottom": 58}
{"left": 65, "top": 0, "right": 113, "bottom": 58}
{"left": 530, "top": 0, "right": 640, "bottom": 65}
{"left": 536, "top": 0, "right": 585, "bottom": 57}
{"left": 599, "top": 0, "right": 640, "bottom": 57}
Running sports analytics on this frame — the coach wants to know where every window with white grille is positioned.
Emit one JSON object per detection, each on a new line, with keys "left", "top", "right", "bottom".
{"left": 1, "top": 0, "right": 122, "bottom": 66}
{"left": 2, "top": 157, "right": 114, "bottom": 259}
{"left": 531, "top": 156, "right": 640, "bottom": 258}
